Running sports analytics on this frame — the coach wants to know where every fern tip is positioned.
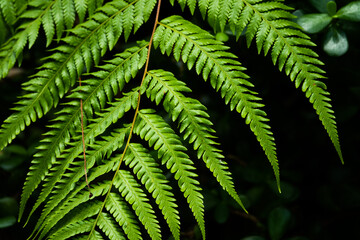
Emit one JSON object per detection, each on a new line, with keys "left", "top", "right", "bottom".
{"left": 339, "top": 152, "right": 344, "bottom": 165}
{"left": 276, "top": 176, "right": 281, "bottom": 194}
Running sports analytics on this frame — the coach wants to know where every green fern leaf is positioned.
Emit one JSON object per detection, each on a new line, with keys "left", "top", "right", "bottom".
{"left": 97, "top": 212, "right": 127, "bottom": 240}
{"left": 135, "top": 109, "right": 205, "bottom": 239}
{"left": 46, "top": 200, "right": 102, "bottom": 240}
{"left": 153, "top": 15, "right": 280, "bottom": 189}
{"left": 114, "top": 170, "right": 161, "bottom": 240}
{"left": 0, "top": 0, "right": 100, "bottom": 79}
{"left": 0, "top": 0, "right": 17, "bottom": 25}
{"left": 143, "top": 69, "right": 246, "bottom": 210}
{"left": 28, "top": 125, "right": 130, "bottom": 233}
{"left": 0, "top": 0, "right": 155, "bottom": 151}
{"left": 105, "top": 193, "right": 142, "bottom": 240}
{"left": 170, "top": 0, "right": 196, "bottom": 14}
{"left": 41, "top": 173, "right": 140, "bottom": 240}
{"left": 199, "top": 0, "right": 343, "bottom": 161}
{"left": 126, "top": 143, "right": 180, "bottom": 240}
{"left": 18, "top": 42, "right": 148, "bottom": 221}
{"left": 0, "top": 1, "right": 344, "bottom": 239}
{"left": 48, "top": 219, "right": 97, "bottom": 240}
{"left": 36, "top": 166, "right": 115, "bottom": 239}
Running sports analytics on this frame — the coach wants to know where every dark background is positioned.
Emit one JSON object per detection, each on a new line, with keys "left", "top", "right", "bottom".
{"left": 0, "top": 0, "right": 359, "bottom": 239}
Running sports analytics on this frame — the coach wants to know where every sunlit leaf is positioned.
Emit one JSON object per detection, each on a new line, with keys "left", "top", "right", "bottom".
{"left": 297, "top": 13, "right": 332, "bottom": 34}
{"left": 336, "top": 1, "right": 360, "bottom": 21}
{"left": 323, "top": 28, "right": 349, "bottom": 56}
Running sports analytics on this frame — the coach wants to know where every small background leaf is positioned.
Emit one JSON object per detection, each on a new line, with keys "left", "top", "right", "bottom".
{"left": 297, "top": 13, "right": 332, "bottom": 34}
{"left": 268, "top": 207, "right": 291, "bottom": 240}
{"left": 323, "top": 28, "right": 349, "bottom": 56}
{"left": 336, "top": 1, "right": 360, "bottom": 21}
{"left": 0, "top": 197, "right": 18, "bottom": 228}
{"left": 327, "top": 1, "right": 337, "bottom": 16}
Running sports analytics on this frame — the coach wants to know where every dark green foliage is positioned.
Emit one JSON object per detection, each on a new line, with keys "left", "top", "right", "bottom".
{"left": 0, "top": 0, "right": 343, "bottom": 239}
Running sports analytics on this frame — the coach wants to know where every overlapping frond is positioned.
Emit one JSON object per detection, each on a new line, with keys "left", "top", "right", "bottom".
{"left": 39, "top": 176, "right": 114, "bottom": 239}
{"left": 47, "top": 200, "right": 103, "bottom": 240}
{"left": 0, "top": 0, "right": 103, "bottom": 78}
{"left": 48, "top": 219, "right": 96, "bottom": 240}
{"left": 0, "top": 0, "right": 19, "bottom": 26}
{"left": 0, "top": 0, "right": 343, "bottom": 240}
{"left": 105, "top": 193, "right": 141, "bottom": 240}
{"left": 43, "top": 177, "right": 140, "bottom": 240}
{"left": 153, "top": 15, "right": 280, "bottom": 188}
{"left": 18, "top": 41, "right": 148, "bottom": 220}
{"left": 114, "top": 170, "right": 161, "bottom": 240}
{"left": 0, "top": 0, "right": 156, "bottom": 151}
{"left": 30, "top": 126, "right": 129, "bottom": 237}
{"left": 143, "top": 69, "right": 246, "bottom": 210}
{"left": 96, "top": 212, "right": 127, "bottom": 240}
{"left": 134, "top": 109, "right": 205, "bottom": 239}
{"left": 0, "top": 0, "right": 27, "bottom": 45}
{"left": 125, "top": 143, "right": 180, "bottom": 240}
{"left": 178, "top": 0, "right": 342, "bottom": 161}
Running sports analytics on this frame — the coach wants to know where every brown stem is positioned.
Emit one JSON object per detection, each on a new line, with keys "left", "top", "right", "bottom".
{"left": 87, "top": 0, "right": 162, "bottom": 238}
{"left": 79, "top": 77, "right": 92, "bottom": 197}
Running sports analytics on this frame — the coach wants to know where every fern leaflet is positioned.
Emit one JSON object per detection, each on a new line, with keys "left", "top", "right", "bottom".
{"left": 0, "top": 0, "right": 156, "bottom": 151}
{"left": 143, "top": 69, "right": 246, "bottom": 210}
{"left": 126, "top": 143, "right": 180, "bottom": 240}
{"left": 114, "top": 170, "right": 161, "bottom": 240}
{"left": 190, "top": 0, "right": 343, "bottom": 162}
{"left": 135, "top": 109, "right": 205, "bottom": 238}
{"left": 18, "top": 41, "right": 148, "bottom": 220}
{"left": 153, "top": 15, "right": 280, "bottom": 189}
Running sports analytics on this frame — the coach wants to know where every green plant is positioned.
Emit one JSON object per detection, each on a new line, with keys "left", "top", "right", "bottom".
{"left": 295, "top": 0, "right": 360, "bottom": 56}
{"left": 0, "top": 0, "right": 343, "bottom": 239}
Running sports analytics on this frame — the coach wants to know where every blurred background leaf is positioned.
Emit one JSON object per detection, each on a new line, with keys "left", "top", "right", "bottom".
{"left": 268, "top": 207, "right": 291, "bottom": 240}
{"left": 323, "top": 27, "right": 349, "bottom": 56}
{"left": 0, "top": 197, "right": 17, "bottom": 228}
{"left": 297, "top": 13, "right": 332, "bottom": 33}
{"left": 336, "top": 1, "right": 360, "bottom": 21}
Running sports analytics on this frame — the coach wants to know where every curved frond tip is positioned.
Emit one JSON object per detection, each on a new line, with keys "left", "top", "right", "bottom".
{"left": 154, "top": 15, "right": 281, "bottom": 190}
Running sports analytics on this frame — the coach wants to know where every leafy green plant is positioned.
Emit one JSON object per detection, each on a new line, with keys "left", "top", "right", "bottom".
{"left": 295, "top": 0, "right": 360, "bottom": 56}
{"left": 0, "top": 0, "right": 343, "bottom": 239}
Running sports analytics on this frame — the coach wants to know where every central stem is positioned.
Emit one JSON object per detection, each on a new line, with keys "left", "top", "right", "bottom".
{"left": 87, "top": 0, "right": 162, "bottom": 238}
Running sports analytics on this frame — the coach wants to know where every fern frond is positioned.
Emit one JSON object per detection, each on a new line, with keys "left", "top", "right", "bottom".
{"left": 46, "top": 200, "right": 102, "bottom": 240}
{"left": 18, "top": 42, "right": 148, "bottom": 221}
{"left": 143, "top": 69, "right": 246, "bottom": 210}
{"left": 169, "top": 0, "right": 196, "bottom": 14}
{"left": 48, "top": 219, "right": 96, "bottom": 240}
{"left": 0, "top": 0, "right": 344, "bottom": 239}
{"left": 97, "top": 212, "right": 127, "bottom": 240}
{"left": 29, "top": 124, "right": 130, "bottom": 234}
{"left": 0, "top": 0, "right": 101, "bottom": 79}
{"left": 154, "top": 15, "right": 280, "bottom": 189}
{"left": 0, "top": 0, "right": 17, "bottom": 25}
{"left": 114, "top": 170, "right": 161, "bottom": 240}
{"left": 196, "top": 0, "right": 343, "bottom": 161}
{"left": 41, "top": 179, "right": 112, "bottom": 240}
{"left": 135, "top": 109, "right": 205, "bottom": 238}
{"left": 29, "top": 86, "right": 137, "bottom": 235}
{"left": 36, "top": 165, "right": 115, "bottom": 239}
{"left": 126, "top": 143, "right": 180, "bottom": 240}
{"left": 0, "top": 0, "right": 156, "bottom": 151}
{"left": 105, "top": 193, "right": 142, "bottom": 240}
{"left": 39, "top": 140, "right": 178, "bottom": 240}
